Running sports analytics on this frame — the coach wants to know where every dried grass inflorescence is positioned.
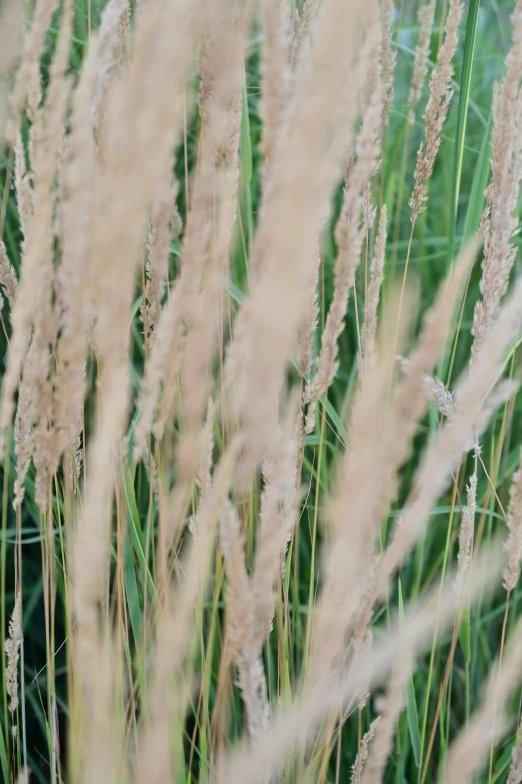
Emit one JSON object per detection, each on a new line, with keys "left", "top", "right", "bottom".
{"left": 504, "top": 451, "right": 522, "bottom": 595}
{"left": 2, "top": 1, "right": 522, "bottom": 783}
{"left": 5, "top": 592, "right": 22, "bottom": 736}
{"left": 471, "top": 0, "right": 522, "bottom": 361}
{"left": 408, "top": 0, "right": 436, "bottom": 126}
{"left": 409, "top": 0, "right": 463, "bottom": 221}
{"left": 0, "top": 241, "right": 17, "bottom": 310}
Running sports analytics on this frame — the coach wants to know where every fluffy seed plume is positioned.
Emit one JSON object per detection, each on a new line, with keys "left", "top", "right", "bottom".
{"left": 259, "top": 0, "right": 293, "bottom": 191}
{"left": 379, "top": 0, "right": 396, "bottom": 125}
{"left": 297, "top": 250, "right": 320, "bottom": 381}
{"left": 364, "top": 204, "right": 387, "bottom": 362}
{"left": 5, "top": 592, "right": 22, "bottom": 732}
{"left": 0, "top": 241, "right": 17, "bottom": 309}
{"left": 220, "top": 420, "right": 297, "bottom": 744}
{"left": 455, "top": 470, "right": 477, "bottom": 602}
{"left": 304, "top": 38, "right": 383, "bottom": 432}
{"left": 504, "top": 451, "right": 522, "bottom": 595}
{"left": 312, "top": 247, "right": 473, "bottom": 677}
{"left": 360, "top": 655, "right": 412, "bottom": 784}
{"left": 408, "top": 0, "right": 436, "bottom": 125}
{"left": 423, "top": 374, "right": 457, "bottom": 421}
{"left": 471, "top": 0, "right": 522, "bottom": 361}
{"left": 409, "top": 0, "right": 463, "bottom": 220}
{"left": 224, "top": 0, "right": 378, "bottom": 482}
{"left": 350, "top": 717, "right": 381, "bottom": 783}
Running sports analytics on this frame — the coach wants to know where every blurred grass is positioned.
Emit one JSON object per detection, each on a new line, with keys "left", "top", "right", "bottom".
{"left": 0, "top": 0, "right": 522, "bottom": 782}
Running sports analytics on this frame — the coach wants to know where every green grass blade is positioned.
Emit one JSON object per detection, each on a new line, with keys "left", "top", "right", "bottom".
{"left": 123, "top": 528, "right": 142, "bottom": 645}
{"left": 0, "top": 717, "right": 8, "bottom": 784}
{"left": 121, "top": 464, "right": 159, "bottom": 605}
{"left": 462, "top": 110, "right": 492, "bottom": 245}
{"left": 448, "top": 0, "right": 480, "bottom": 259}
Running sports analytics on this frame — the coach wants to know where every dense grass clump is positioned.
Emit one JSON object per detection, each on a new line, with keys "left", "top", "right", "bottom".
{"left": 2, "top": 1, "right": 522, "bottom": 782}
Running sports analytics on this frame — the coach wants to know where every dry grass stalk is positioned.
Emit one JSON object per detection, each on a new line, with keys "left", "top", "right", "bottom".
{"left": 52, "top": 17, "right": 107, "bottom": 473}
{"left": 364, "top": 205, "right": 387, "bottom": 362}
{"left": 326, "top": 263, "right": 518, "bottom": 670}
{"left": 292, "top": 0, "right": 322, "bottom": 65}
{"left": 69, "top": 0, "right": 212, "bottom": 774}
{"left": 455, "top": 469, "right": 477, "bottom": 602}
{"left": 188, "top": 397, "right": 216, "bottom": 535}
{"left": 297, "top": 250, "right": 320, "bottom": 381}
{"left": 142, "top": 164, "right": 182, "bottom": 344}
{"left": 69, "top": 632, "right": 123, "bottom": 784}
{"left": 504, "top": 450, "right": 522, "bottom": 595}
{"left": 351, "top": 555, "right": 381, "bottom": 697}
{"left": 135, "top": 0, "right": 252, "bottom": 463}
{"left": 0, "top": 1, "right": 25, "bottom": 139}
{"left": 408, "top": 0, "right": 437, "bottom": 126}
{"left": 311, "top": 248, "right": 472, "bottom": 677}
{"left": 360, "top": 8, "right": 382, "bottom": 121}
{"left": 197, "top": 397, "right": 215, "bottom": 497}
{"left": 259, "top": 0, "right": 293, "bottom": 192}
{"left": 135, "top": 445, "right": 237, "bottom": 784}
{"left": 5, "top": 591, "right": 21, "bottom": 735}
{"left": 175, "top": 130, "right": 243, "bottom": 486}
{"left": 409, "top": 0, "right": 463, "bottom": 221}
{"left": 3, "top": 0, "right": 522, "bottom": 781}
{"left": 359, "top": 655, "right": 412, "bottom": 784}
{"left": 220, "top": 501, "right": 270, "bottom": 743}
{"left": 220, "top": 420, "right": 298, "bottom": 744}
{"left": 224, "top": 0, "right": 377, "bottom": 484}
{"left": 0, "top": 240, "right": 17, "bottom": 310}
{"left": 350, "top": 716, "right": 381, "bottom": 783}
{"left": 74, "top": 0, "right": 208, "bottom": 541}
{"left": 457, "top": 15, "right": 522, "bottom": 590}
{"left": 14, "top": 134, "right": 33, "bottom": 245}
{"left": 6, "top": 0, "right": 60, "bottom": 142}
{"left": 90, "top": 0, "right": 131, "bottom": 159}
{"left": 251, "top": 425, "right": 298, "bottom": 630}
{"left": 443, "top": 620, "right": 522, "bottom": 784}
{"left": 219, "top": 547, "right": 503, "bottom": 784}
{"left": 377, "top": 274, "right": 522, "bottom": 599}
{"left": 310, "top": 293, "right": 408, "bottom": 677}
{"left": 422, "top": 373, "right": 456, "bottom": 421}
{"left": 12, "top": 340, "right": 36, "bottom": 511}
{"left": 304, "top": 43, "right": 383, "bottom": 433}
{"left": 0, "top": 0, "right": 24, "bottom": 78}
{"left": 508, "top": 720, "right": 522, "bottom": 784}
{"left": 379, "top": 0, "right": 396, "bottom": 126}
{"left": 471, "top": 0, "right": 522, "bottom": 361}
{"left": 6, "top": 0, "right": 74, "bottom": 509}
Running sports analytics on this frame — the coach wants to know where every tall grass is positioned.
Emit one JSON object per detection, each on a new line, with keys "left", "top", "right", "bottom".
{"left": 1, "top": 0, "right": 522, "bottom": 782}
